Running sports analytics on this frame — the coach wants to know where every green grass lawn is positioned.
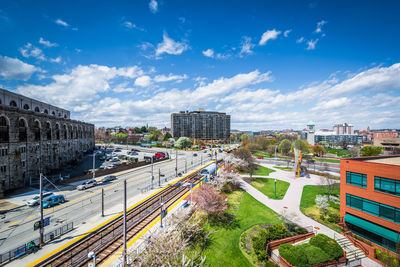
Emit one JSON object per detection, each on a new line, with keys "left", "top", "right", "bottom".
{"left": 314, "top": 158, "right": 341, "bottom": 164}
{"left": 240, "top": 164, "right": 276, "bottom": 176}
{"left": 273, "top": 166, "right": 292, "bottom": 171}
{"left": 253, "top": 151, "right": 273, "bottom": 158}
{"left": 251, "top": 178, "right": 290, "bottom": 200}
{"left": 300, "top": 184, "right": 342, "bottom": 232}
{"left": 324, "top": 148, "right": 352, "bottom": 158}
{"left": 202, "top": 191, "right": 282, "bottom": 266}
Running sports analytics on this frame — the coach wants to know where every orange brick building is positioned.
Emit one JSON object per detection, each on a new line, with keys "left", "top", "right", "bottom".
{"left": 340, "top": 156, "right": 400, "bottom": 252}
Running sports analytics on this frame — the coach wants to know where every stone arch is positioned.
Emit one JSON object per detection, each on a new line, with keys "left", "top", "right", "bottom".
{"left": 64, "top": 114, "right": 67, "bottom": 119}
{"left": 34, "top": 107, "right": 40, "bottom": 112}
{"left": 0, "top": 99, "right": 2, "bottom": 105}
{"left": 32, "top": 120, "right": 41, "bottom": 141}
{"left": 51, "top": 111, "right": 56, "bottom": 116}
{"left": 45, "top": 121, "right": 52, "bottom": 140}
{"left": 10, "top": 100, "right": 17, "bottom": 107}
{"left": 0, "top": 115, "right": 10, "bottom": 143}
{"left": 69, "top": 125, "right": 73, "bottom": 139}
{"left": 18, "top": 118, "right": 28, "bottom": 142}
{"left": 44, "top": 109, "right": 48, "bottom": 114}
{"left": 55, "top": 123, "right": 60, "bottom": 140}
{"left": 23, "top": 104, "right": 30, "bottom": 110}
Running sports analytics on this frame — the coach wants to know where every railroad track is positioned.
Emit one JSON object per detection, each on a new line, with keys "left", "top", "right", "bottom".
{"left": 34, "top": 170, "right": 205, "bottom": 267}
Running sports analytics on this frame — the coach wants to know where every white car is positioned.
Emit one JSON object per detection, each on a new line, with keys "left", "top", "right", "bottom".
{"left": 27, "top": 192, "right": 54, "bottom": 206}
{"left": 76, "top": 179, "right": 97, "bottom": 190}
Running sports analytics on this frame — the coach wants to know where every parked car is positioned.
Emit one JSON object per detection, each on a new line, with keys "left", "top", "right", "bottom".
{"left": 257, "top": 156, "right": 264, "bottom": 159}
{"left": 131, "top": 148, "right": 140, "bottom": 152}
{"left": 154, "top": 152, "right": 165, "bottom": 159}
{"left": 43, "top": 195, "right": 65, "bottom": 209}
{"left": 112, "top": 162, "right": 122, "bottom": 167}
{"left": 27, "top": 192, "right": 54, "bottom": 206}
{"left": 77, "top": 179, "right": 97, "bottom": 190}
{"left": 193, "top": 153, "right": 198, "bottom": 157}
{"left": 102, "top": 175, "right": 117, "bottom": 183}
{"left": 110, "top": 157, "right": 119, "bottom": 162}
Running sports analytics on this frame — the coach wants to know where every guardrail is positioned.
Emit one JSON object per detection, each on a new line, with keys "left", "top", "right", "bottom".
{"left": 0, "top": 222, "right": 73, "bottom": 265}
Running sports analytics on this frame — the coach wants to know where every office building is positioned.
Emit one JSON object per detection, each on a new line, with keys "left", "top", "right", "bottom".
{"left": 0, "top": 89, "right": 95, "bottom": 196}
{"left": 340, "top": 156, "right": 400, "bottom": 252}
{"left": 333, "top": 123, "right": 354, "bottom": 135}
{"left": 171, "top": 109, "right": 230, "bottom": 140}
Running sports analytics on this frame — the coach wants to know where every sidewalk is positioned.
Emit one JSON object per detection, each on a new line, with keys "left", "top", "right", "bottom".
{"left": 240, "top": 163, "right": 340, "bottom": 238}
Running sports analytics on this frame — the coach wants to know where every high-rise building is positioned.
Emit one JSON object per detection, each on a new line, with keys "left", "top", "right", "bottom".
{"left": 340, "top": 156, "right": 400, "bottom": 252}
{"left": 306, "top": 121, "right": 315, "bottom": 146}
{"left": 333, "top": 123, "right": 354, "bottom": 135}
{"left": 0, "top": 89, "right": 94, "bottom": 196}
{"left": 171, "top": 109, "right": 230, "bottom": 140}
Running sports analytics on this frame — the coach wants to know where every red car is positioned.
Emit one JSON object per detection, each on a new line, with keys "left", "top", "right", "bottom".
{"left": 257, "top": 156, "right": 264, "bottom": 159}
{"left": 154, "top": 152, "right": 165, "bottom": 159}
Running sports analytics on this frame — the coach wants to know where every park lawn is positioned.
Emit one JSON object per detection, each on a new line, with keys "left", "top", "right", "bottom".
{"left": 253, "top": 151, "right": 273, "bottom": 158}
{"left": 251, "top": 178, "right": 290, "bottom": 200}
{"left": 273, "top": 166, "right": 292, "bottom": 171}
{"left": 314, "top": 158, "right": 341, "bottom": 164}
{"left": 200, "top": 191, "right": 282, "bottom": 267}
{"left": 300, "top": 184, "right": 343, "bottom": 232}
{"left": 240, "top": 164, "right": 276, "bottom": 176}
{"left": 325, "top": 148, "right": 352, "bottom": 158}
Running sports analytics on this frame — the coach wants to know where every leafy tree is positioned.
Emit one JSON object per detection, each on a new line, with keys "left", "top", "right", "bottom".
{"left": 360, "top": 145, "right": 382, "bottom": 157}
{"left": 278, "top": 139, "right": 292, "bottom": 155}
{"left": 319, "top": 141, "right": 329, "bottom": 147}
{"left": 147, "top": 134, "right": 158, "bottom": 142}
{"left": 163, "top": 132, "right": 172, "bottom": 141}
{"left": 247, "top": 143, "right": 262, "bottom": 152}
{"left": 312, "top": 144, "right": 325, "bottom": 157}
{"left": 175, "top": 137, "right": 192, "bottom": 148}
{"left": 140, "top": 126, "right": 147, "bottom": 132}
{"left": 240, "top": 134, "right": 250, "bottom": 141}
{"left": 293, "top": 139, "right": 309, "bottom": 154}
{"left": 350, "top": 146, "right": 360, "bottom": 157}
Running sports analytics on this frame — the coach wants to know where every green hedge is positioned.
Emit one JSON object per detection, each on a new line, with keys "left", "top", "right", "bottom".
{"left": 279, "top": 234, "right": 343, "bottom": 266}
{"left": 309, "top": 234, "right": 343, "bottom": 259}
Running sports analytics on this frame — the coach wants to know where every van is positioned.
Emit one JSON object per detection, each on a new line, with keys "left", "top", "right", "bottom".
{"left": 43, "top": 195, "right": 65, "bottom": 208}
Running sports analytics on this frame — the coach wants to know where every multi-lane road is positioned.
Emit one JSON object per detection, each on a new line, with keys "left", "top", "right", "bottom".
{"left": 0, "top": 146, "right": 234, "bottom": 255}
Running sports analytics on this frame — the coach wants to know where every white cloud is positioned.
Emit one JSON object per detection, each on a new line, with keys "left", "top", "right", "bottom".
{"left": 55, "top": 18, "right": 69, "bottom": 27}
{"left": 39, "top": 37, "right": 58, "bottom": 47}
{"left": 155, "top": 32, "right": 189, "bottom": 57}
{"left": 134, "top": 75, "right": 152, "bottom": 87}
{"left": 123, "top": 21, "right": 145, "bottom": 31}
{"left": 296, "top": 37, "right": 305, "bottom": 43}
{"left": 315, "top": 20, "right": 327, "bottom": 33}
{"left": 284, "top": 29, "right": 292, "bottom": 37}
{"left": 202, "top": 49, "right": 214, "bottom": 58}
{"left": 306, "top": 39, "right": 319, "bottom": 50}
{"left": 0, "top": 55, "right": 39, "bottom": 81}
{"left": 49, "top": 56, "right": 62, "bottom": 63}
{"left": 311, "top": 97, "right": 350, "bottom": 111}
{"left": 19, "top": 43, "right": 46, "bottom": 61}
{"left": 154, "top": 74, "right": 188, "bottom": 82}
{"left": 239, "top": 36, "right": 255, "bottom": 57}
{"left": 259, "top": 29, "right": 281, "bottom": 45}
{"left": 149, "top": 0, "right": 158, "bottom": 13}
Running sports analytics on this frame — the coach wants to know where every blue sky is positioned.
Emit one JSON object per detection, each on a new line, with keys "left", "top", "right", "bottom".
{"left": 0, "top": 0, "right": 399, "bottom": 130}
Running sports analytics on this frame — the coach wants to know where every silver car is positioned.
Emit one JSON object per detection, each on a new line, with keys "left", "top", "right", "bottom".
{"left": 27, "top": 192, "right": 54, "bottom": 206}
{"left": 76, "top": 179, "right": 97, "bottom": 190}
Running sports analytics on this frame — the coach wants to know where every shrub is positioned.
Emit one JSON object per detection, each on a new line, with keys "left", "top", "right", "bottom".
{"left": 376, "top": 247, "right": 400, "bottom": 267}
{"left": 265, "top": 224, "right": 291, "bottom": 243}
{"left": 264, "top": 261, "right": 278, "bottom": 267}
{"left": 327, "top": 213, "right": 340, "bottom": 223}
{"left": 309, "top": 234, "right": 343, "bottom": 259}
{"left": 279, "top": 244, "right": 308, "bottom": 267}
{"left": 252, "top": 231, "right": 268, "bottom": 261}
{"left": 300, "top": 243, "right": 329, "bottom": 265}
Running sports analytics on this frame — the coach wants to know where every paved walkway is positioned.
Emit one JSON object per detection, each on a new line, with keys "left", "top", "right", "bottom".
{"left": 240, "top": 163, "right": 340, "bottom": 238}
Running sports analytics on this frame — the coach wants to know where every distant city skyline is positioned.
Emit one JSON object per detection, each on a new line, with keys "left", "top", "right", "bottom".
{"left": 0, "top": 1, "right": 399, "bottom": 130}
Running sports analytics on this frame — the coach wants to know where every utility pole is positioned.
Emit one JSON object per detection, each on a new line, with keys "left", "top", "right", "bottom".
{"left": 101, "top": 188, "right": 104, "bottom": 217}
{"left": 39, "top": 173, "right": 44, "bottom": 247}
{"left": 151, "top": 156, "right": 154, "bottom": 188}
{"left": 92, "top": 151, "right": 96, "bottom": 179}
{"left": 175, "top": 150, "right": 178, "bottom": 177}
{"left": 123, "top": 179, "right": 127, "bottom": 266}
{"left": 158, "top": 168, "right": 161, "bottom": 187}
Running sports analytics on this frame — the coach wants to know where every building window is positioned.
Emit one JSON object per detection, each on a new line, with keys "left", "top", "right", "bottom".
{"left": 55, "top": 124, "right": 60, "bottom": 140}
{"left": 0, "top": 166, "right": 6, "bottom": 173}
{"left": 9, "top": 101, "right": 17, "bottom": 107}
{"left": 18, "top": 119, "right": 27, "bottom": 142}
{"left": 346, "top": 194, "right": 400, "bottom": 223}
{"left": 45, "top": 122, "right": 52, "bottom": 140}
{"left": 0, "top": 117, "right": 9, "bottom": 143}
{"left": 44, "top": 109, "right": 48, "bottom": 114}
{"left": 346, "top": 171, "right": 367, "bottom": 188}
{"left": 375, "top": 176, "right": 400, "bottom": 196}
{"left": 32, "top": 121, "right": 41, "bottom": 141}
{"left": 23, "top": 104, "right": 30, "bottom": 110}
{"left": 34, "top": 107, "right": 40, "bottom": 112}
{"left": 1, "top": 149, "right": 8, "bottom": 156}
{"left": 21, "top": 161, "right": 25, "bottom": 167}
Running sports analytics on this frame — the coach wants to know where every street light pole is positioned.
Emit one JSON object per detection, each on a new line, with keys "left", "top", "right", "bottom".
{"left": 175, "top": 150, "right": 178, "bottom": 177}
{"left": 158, "top": 168, "right": 161, "bottom": 187}
{"left": 151, "top": 156, "right": 154, "bottom": 188}
{"left": 39, "top": 173, "right": 44, "bottom": 247}
{"left": 160, "top": 196, "right": 164, "bottom": 228}
{"left": 274, "top": 179, "right": 277, "bottom": 199}
{"left": 185, "top": 158, "right": 187, "bottom": 173}
{"left": 101, "top": 188, "right": 104, "bottom": 217}
{"left": 92, "top": 152, "right": 95, "bottom": 179}
{"left": 123, "top": 179, "right": 127, "bottom": 265}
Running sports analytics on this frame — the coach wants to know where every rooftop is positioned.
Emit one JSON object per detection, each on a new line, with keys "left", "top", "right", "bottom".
{"left": 350, "top": 155, "right": 400, "bottom": 166}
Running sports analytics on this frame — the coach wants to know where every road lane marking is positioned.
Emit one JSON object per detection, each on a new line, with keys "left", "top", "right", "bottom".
{"left": 27, "top": 161, "right": 213, "bottom": 267}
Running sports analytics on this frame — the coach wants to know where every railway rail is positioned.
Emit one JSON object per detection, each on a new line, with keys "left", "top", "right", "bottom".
{"left": 33, "top": 166, "right": 207, "bottom": 267}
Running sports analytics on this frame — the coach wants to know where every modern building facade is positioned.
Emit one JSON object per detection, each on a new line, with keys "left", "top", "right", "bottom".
{"left": 306, "top": 121, "right": 315, "bottom": 146}
{"left": 373, "top": 137, "right": 400, "bottom": 155}
{"left": 340, "top": 156, "right": 400, "bottom": 252}
{"left": 171, "top": 109, "right": 230, "bottom": 140}
{"left": 315, "top": 133, "right": 363, "bottom": 145}
{"left": 0, "top": 89, "right": 95, "bottom": 196}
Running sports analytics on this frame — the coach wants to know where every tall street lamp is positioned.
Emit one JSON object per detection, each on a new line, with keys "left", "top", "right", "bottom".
{"left": 274, "top": 178, "right": 277, "bottom": 199}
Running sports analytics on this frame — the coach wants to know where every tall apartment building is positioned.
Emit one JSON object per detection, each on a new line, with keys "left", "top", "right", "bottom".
{"left": 0, "top": 89, "right": 95, "bottom": 196}
{"left": 171, "top": 109, "right": 230, "bottom": 140}
{"left": 333, "top": 123, "right": 354, "bottom": 135}
{"left": 340, "top": 156, "right": 400, "bottom": 252}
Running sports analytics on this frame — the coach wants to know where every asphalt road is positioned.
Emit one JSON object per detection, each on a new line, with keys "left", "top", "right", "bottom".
{"left": 0, "top": 147, "right": 233, "bottom": 254}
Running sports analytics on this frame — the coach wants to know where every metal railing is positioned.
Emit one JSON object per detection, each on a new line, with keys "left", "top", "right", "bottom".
{"left": 0, "top": 222, "right": 73, "bottom": 265}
